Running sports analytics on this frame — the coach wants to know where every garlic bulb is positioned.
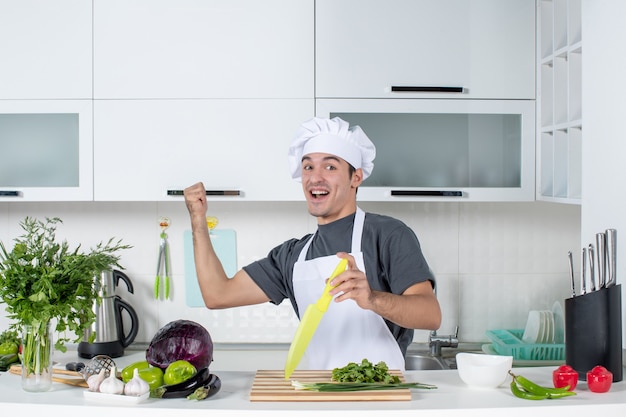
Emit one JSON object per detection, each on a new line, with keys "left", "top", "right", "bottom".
{"left": 98, "top": 366, "right": 125, "bottom": 395}
{"left": 124, "top": 368, "right": 150, "bottom": 397}
{"left": 87, "top": 368, "right": 107, "bottom": 392}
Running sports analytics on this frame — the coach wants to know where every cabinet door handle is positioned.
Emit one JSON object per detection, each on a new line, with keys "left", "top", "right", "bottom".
{"left": 391, "top": 190, "right": 463, "bottom": 197}
{"left": 391, "top": 86, "right": 464, "bottom": 93}
{"left": 0, "top": 190, "right": 21, "bottom": 197}
{"left": 167, "top": 189, "right": 241, "bottom": 197}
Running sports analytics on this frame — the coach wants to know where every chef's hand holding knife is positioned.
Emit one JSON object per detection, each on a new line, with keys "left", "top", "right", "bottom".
{"left": 329, "top": 252, "right": 441, "bottom": 330}
{"left": 327, "top": 252, "right": 372, "bottom": 309}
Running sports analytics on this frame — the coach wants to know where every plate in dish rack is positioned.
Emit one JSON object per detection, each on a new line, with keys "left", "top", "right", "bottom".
{"left": 552, "top": 301, "right": 565, "bottom": 344}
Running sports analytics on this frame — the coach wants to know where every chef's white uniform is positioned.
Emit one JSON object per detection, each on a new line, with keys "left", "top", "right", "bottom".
{"left": 292, "top": 207, "right": 405, "bottom": 370}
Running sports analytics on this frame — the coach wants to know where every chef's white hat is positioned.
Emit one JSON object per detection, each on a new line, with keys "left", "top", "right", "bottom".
{"left": 288, "top": 117, "right": 376, "bottom": 182}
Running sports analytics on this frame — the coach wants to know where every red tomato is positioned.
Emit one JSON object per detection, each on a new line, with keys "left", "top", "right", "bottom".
{"left": 586, "top": 365, "right": 613, "bottom": 393}
{"left": 553, "top": 364, "right": 578, "bottom": 391}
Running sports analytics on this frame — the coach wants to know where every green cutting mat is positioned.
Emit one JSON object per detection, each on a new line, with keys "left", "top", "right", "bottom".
{"left": 183, "top": 229, "right": 237, "bottom": 307}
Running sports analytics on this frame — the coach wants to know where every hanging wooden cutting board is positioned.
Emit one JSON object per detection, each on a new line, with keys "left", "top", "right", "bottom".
{"left": 250, "top": 370, "right": 411, "bottom": 402}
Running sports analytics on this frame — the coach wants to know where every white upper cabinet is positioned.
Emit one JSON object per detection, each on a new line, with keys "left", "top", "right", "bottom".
{"left": 0, "top": 0, "right": 92, "bottom": 99}
{"left": 0, "top": 1, "right": 93, "bottom": 201}
{"left": 92, "top": 0, "right": 315, "bottom": 202}
{"left": 316, "top": 0, "right": 536, "bottom": 100}
{"left": 0, "top": 100, "right": 94, "bottom": 201}
{"left": 317, "top": 98, "right": 536, "bottom": 202}
{"left": 93, "top": 99, "right": 311, "bottom": 201}
{"left": 93, "top": 0, "right": 314, "bottom": 99}
{"left": 537, "top": 0, "right": 582, "bottom": 204}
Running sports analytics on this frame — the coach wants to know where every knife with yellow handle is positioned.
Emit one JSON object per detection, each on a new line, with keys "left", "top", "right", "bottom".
{"left": 284, "top": 258, "right": 348, "bottom": 379}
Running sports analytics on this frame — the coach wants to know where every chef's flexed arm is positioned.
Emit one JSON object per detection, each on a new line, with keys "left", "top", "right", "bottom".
{"left": 184, "top": 182, "right": 270, "bottom": 309}
{"left": 328, "top": 252, "right": 442, "bottom": 330}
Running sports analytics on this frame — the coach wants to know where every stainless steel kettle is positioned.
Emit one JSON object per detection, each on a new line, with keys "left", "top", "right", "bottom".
{"left": 78, "top": 269, "right": 139, "bottom": 358}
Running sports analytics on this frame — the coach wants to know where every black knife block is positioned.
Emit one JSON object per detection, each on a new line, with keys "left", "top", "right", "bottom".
{"left": 564, "top": 284, "right": 622, "bottom": 382}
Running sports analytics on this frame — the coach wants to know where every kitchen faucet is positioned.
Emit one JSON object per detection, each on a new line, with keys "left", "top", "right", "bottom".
{"left": 428, "top": 286, "right": 459, "bottom": 357}
{"left": 429, "top": 326, "right": 459, "bottom": 357}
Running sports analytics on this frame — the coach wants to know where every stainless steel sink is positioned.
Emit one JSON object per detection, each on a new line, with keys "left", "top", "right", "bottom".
{"left": 404, "top": 342, "right": 483, "bottom": 370}
{"left": 405, "top": 354, "right": 452, "bottom": 370}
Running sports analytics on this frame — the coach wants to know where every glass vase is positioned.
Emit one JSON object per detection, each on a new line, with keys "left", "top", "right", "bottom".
{"left": 21, "top": 321, "right": 53, "bottom": 392}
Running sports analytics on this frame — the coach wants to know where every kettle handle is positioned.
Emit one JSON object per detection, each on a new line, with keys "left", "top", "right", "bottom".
{"left": 114, "top": 296, "right": 139, "bottom": 348}
{"left": 113, "top": 270, "right": 134, "bottom": 294}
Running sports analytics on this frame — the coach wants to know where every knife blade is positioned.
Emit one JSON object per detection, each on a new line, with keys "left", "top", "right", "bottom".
{"left": 581, "top": 247, "right": 587, "bottom": 295}
{"left": 606, "top": 229, "right": 617, "bottom": 287}
{"left": 596, "top": 233, "right": 607, "bottom": 288}
{"left": 284, "top": 258, "right": 348, "bottom": 379}
{"left": 588, "top": 244, "right": 596, "bottom": 292}
{"left": 568, "top": 250, "right": 575, "bottom": 298}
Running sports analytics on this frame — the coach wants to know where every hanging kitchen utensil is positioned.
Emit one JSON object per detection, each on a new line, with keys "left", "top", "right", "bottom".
{"left": 154, "top": 217, "right": 172, "bottom": 300}
{"left": 284, "top": 259, "right": 348, "bottom": 380}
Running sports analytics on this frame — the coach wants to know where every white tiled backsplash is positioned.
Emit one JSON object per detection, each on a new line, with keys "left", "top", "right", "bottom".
{"left": 0, "top": 201, "right": 580, "bottom": 345}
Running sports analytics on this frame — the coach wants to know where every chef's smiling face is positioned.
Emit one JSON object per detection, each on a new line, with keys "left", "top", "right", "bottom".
{"left": 301, "top": 152, "right": 362, "bottom": 224}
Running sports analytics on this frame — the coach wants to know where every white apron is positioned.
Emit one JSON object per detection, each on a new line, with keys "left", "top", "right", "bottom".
{"left": 292, "top": 207, "right": 405, "bottom": 370}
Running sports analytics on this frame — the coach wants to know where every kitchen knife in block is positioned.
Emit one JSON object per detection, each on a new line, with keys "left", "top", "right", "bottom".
{"left": 284, "top": 258, "right": 348, "bottom": 379}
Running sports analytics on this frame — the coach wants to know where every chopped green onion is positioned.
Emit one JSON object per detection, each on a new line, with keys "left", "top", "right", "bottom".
{"left": 291, "top": 381, "right": 437, "bottom": 392}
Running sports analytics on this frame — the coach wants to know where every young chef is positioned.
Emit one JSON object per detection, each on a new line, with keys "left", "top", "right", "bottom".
{"left": 184, "top": 116, "right": 441, "bottom": 370}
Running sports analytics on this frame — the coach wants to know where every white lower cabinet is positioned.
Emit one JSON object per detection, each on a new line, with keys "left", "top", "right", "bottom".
{"left": 93, "top": 99, "right": 313, "bottom": 201}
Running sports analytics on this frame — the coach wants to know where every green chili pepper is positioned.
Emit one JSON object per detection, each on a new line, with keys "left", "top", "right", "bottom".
{"left": 510, "top": 379, "right": 549, "bottom": 400}
{"left": 516, "top": 374, "right": 574, "bottom": 397}
{"left": 509, "top": 371, "right": 576, "bottom": 400}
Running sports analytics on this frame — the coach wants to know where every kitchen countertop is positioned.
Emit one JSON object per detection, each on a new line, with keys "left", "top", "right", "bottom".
{"left": 1, "top": 350, "right": 625, "bottom": 417}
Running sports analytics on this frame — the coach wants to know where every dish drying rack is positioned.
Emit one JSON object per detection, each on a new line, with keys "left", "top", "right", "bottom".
{"left": 485, "top": 329, "right": 565, "bottom": 361}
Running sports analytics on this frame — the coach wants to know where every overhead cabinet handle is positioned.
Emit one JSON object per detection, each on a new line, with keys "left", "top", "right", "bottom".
{"left": 167, "top": 190, "right": 241, "bottom": 197}
{"left": 391, "top": 190, "right": 463, "bottom": 197}
{"left": 391, "top": 86, "right": 464, "bottom": 93}
{"left": 0, "top": 190, "right": 21, "bottom": 197}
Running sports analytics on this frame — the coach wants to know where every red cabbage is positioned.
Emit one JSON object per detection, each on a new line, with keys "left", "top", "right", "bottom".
{"left": 146, "top": 320, "right": 213, "bottom": 370}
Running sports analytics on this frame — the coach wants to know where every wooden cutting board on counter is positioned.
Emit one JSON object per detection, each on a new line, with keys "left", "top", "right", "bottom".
{"left": 250, "top": 370, "right": 411, "bottom": 402}
{"left": 9, "top": 364, "right": 88, "bottom": 388}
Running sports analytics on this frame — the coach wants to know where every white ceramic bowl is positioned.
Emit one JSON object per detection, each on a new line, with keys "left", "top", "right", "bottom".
{"left": 456, "top": 352, "right": 513, "bottom": 388}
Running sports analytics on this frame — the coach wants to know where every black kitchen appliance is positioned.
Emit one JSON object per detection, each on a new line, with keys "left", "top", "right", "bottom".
{"left": 78, "top": 269, "right": 139, "bottom": 358}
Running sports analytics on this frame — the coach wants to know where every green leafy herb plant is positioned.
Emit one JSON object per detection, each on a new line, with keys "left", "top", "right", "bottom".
{"left": 0, "top": 217, "right": 131, "bottom": 380}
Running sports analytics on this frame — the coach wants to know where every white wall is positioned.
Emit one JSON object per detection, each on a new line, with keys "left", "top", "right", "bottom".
{"left": 0, "top": 200, "right": 580, "bottom": 345}
{"left": 582, "top": 1, "right": 626, "bottom": 340}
